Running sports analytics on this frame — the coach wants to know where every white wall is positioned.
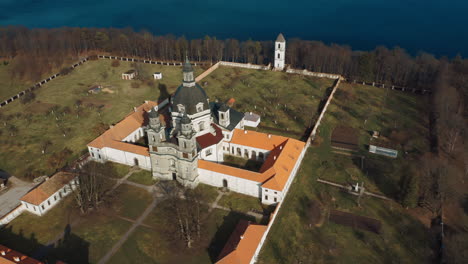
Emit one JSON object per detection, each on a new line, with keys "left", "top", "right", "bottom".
{"left": 122, "top": 127, "right": 145, "bottom": 143}
{"left": 198, "top": 169, "right": 261, "bottom": 198}
{"left": 102, "top": 147, "right": 151, "bottom": 170}
{"left": 199, "top": 141, "right": 224, "bottom": 162}
{"left": 22, "top": 177, "right": 79, "bottom": 216}
{"left": 0, "top": 204, "right": 25, "bottom": 225}
{"left": 228, "top": 143, "right": 269, "bottom": 161}
{"left": 261, "top": 188, "right": 283, "bottom": 205}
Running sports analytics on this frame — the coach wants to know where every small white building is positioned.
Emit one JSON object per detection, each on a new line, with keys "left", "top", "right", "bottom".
{"left": 153, "top": 72, "right": 163, "bottom": 80}
{"left": 20, "top": 172, "right": 78, "bottom": 216}
{"left": 244, "top": 112, "right": 261, "bottom": 127}
{"left": 122, "top": 69, "right": 138, "bottom": 80}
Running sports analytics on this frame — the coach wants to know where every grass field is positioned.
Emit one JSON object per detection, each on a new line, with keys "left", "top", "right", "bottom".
{"left": 218, "top": 191, "right": 265, "bottom": 214}
{"left": 200, "top": 66, "right": 334, "bottom": 137}
{"left": 127, "top": 170, "right": 156, "bottom": 186}
{"left": 118, "top": 205, "right": 256, "bottom": 264}
{"left": 0, "top": 181, "right": 155, "bottom": 264}
{"left": 0, "top": 59, "right": 204, "bottom": 179}
{"left": 258, "top": 84, "right": 432, "bottom": 263}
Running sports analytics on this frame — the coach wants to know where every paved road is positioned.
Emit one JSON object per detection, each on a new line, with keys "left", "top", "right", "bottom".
{"left": 0, "top": 176, "right": 36, "bottom": 217}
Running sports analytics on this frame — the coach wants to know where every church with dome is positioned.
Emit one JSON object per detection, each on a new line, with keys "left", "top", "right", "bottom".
{"left": 87, "top": 53, "right": 306, "bottom": 205}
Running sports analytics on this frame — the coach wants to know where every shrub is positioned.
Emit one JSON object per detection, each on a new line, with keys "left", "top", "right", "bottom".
{"left": 131, "top": 82, "right": 140, "bottom": 89}
{"left": 20, "top": 92, "right": 36, "bottom": 104}
{"left": 60, "top": 67, "right": 73, "bottom": 75}
{"left": 111, "top": 60, "right": 120, "bottom": 67}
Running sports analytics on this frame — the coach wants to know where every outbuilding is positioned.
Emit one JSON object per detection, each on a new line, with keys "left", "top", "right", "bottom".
{"left": 153, "top": 72, "right": 163, "bottom": 80}
{"left": 122, "top": 69, "right": 138, "bottom": 80}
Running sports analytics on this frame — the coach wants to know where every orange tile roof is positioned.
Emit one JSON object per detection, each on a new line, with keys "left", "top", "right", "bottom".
{"left": 216, "top": 221, "right": 267, "bottom": 264}
{"left": 0, "top": 244, "right": 44, "bottom": 264}
{"left": 230, "top": 129, "right": 288, "bottom": 151}
{"left": 200, "top": 130, "right": 305, "bottom": 192}
{"left": 198, "top": 160, "right": 274, "bottom": 183}
{"left": 21, "top": 172, "right": 77, "bottom": 206}
{"left": 88, "top": 101, "right": 158, "bottom": 156}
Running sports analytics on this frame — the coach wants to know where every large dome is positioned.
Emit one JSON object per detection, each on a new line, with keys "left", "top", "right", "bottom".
{"left": 172, "top": 83, "right": 209, "bottom": 115}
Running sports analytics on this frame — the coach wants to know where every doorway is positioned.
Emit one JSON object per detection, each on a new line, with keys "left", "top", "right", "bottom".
{"left": 223, "top": 179, "right": 228, "bottom": 188}
{"left": 134, "top": 158, "right": 139, "bottom": 166}
{"left": 172, "top": 173, "right": 177, "bottom": 181}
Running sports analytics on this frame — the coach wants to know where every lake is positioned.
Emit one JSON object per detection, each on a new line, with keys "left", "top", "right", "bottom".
{"left": 0, "top": 0, "right": 467, "bottom": 57}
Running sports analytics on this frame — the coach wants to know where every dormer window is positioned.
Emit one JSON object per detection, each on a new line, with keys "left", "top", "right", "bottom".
{"left": 196, "top": 102, "right": 204, "bottom": 113}
{"left": 177, "top": 104, "right": 185, "bottom": 113}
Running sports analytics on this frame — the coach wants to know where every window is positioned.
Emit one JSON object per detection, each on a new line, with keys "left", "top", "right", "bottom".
{"left": 265, "top": 195, "right": 268, "bottom": 200}
{"left": 277, "top": 53, "right": 280, "bottom": 59}
{"left": 25, "top": 204, "right": 28, "bottom": 209}
{"left": 33, "top": 206, "right": 36, "bottom": 211}
{"left": 265, "top": 189, "right": 268, "bottom": 192}
{"left": 41, "top": 205, "right": 45, "bottom": 210}
{"left": 274, "top": 191, "right": 277, "bottom": 194}
{"left": 91, "top": 152, "right": 94, "bottom": 158}
{"left": 183, "top": 153, "right": 188, "bottom": 158}
{"left": 220, "top": 113, "right": 224, "bottom": 119}
{"left": 206, "top": 148, "right": 213, "bottom": 156}
{"left": 48, "top": 200, "right": 51, "bottom": 206}
{"left": 199, "top": 122, "right": 205, "bottom": 131}
{"left": 177, "top": 104, "right": 185, "bottom": 113}
{"left": 152, "top": 136, "right": 155, "bottom": 142}
{"left": 54, "top": 195, "right": 57, "bottom": 201}
{"left": 183, "top": 141, "right": 187, "bottom": 148}
{"left": 274, "top": 197, "right": 277, "bottom": 202}
{"left": 170, "top": 159, "right": 175, "bottom": 166}
{"left": 98, "top": 154, "right": 101, "bottom": 159}
{"left": 278, "top": 43, "right": 280, "bottom": 49}
{"left": 196, "top": 102, "right": 204, "bottom": 112}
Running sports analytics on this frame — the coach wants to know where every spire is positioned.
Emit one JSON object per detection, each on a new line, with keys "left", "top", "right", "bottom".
{"left": 183, "top": 56, "right": 194, "bottom": 73}
{"left": 183, "top": 56, "right": 195, "bottom": 84}
{"left": 276, "top": 33, "right": 285, "bottom": 42}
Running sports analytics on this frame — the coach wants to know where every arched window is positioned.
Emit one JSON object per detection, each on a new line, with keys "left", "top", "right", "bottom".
{"left": 277, "top": 53, "right": 280, "bottom": 59}
{"left": 278, "top": 43, "right": 280, "bottom": 49}
{"left": 134, "top": 158, "right": 139, "bottom": 166}
{"left": 251, "top": 150, "right": 256, "bottom": 160}
{"left": 244, "top": 149, "right": 249, "bottom": 158}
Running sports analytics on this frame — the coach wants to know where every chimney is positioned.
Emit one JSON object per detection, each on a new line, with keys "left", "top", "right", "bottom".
{"left": 268, "top": 134, "right": 271, "bottom": 139}
{"left": 13, "top": 256, "right": 20, "bottom": 262}
{"left": 240, "top": 235, "right": 244, "bottom": 240}
{"left": 244, "top": 130, "right": 247, "bottom": 134}
{"left": 0, "top": 250, "right": 5, "bottom": 256}
{"left": 280, "top": 146, "right": 283, "bottom": 150}
{"left": 133, "top": 107, "right": 137, "bottom": 112}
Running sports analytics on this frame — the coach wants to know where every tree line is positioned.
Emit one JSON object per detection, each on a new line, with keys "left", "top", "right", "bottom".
{"left": 0, "top": 26, "right": 465, "bottom": 90}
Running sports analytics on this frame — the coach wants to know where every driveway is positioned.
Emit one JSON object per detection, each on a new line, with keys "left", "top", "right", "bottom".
{"left": 0, "top": 176, "right": 37, "bottom": 217}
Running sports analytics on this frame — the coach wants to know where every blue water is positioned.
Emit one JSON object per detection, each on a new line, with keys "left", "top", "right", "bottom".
{"left": 0, "top": 0, "right": 467, "bottom": 57}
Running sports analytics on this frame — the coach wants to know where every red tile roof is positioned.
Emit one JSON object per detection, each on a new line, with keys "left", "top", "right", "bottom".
{"left": 21, "top": 172, "right": 77, "bottom": 206}
{"left": 216, "top": 220, "right": 267, "bottom": 264}
{"left": 88, "top": 101, "right": 158, "bottom": 156}
{"left": 201, "top": 129, "right": 305, "bottom": 192}
{"left": 196, "top": 124, "right": 224, "bottom": 149}
{"left": 0, "top": 245, "right": 44, "bottom": 264}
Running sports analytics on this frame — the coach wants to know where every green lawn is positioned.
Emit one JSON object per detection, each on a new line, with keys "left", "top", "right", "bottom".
{"left": 127, "top": 170, "right": 156, "bottom": 186}
{"left": 0, "top": 59, "right": 203, "bottom": 179}
{"left": 1, "top": 177, "right": 158, "bottom": 263}
{"left": 218, "top": 191, "right": 265, "bottom": 214}
{"left": 111, "top": 184, "right": 153, "bottom": 220}
{"left": 195, "top": 183, "right": 221, "bottom": 204}
{"left": 117, "top": 205, "right": 256, "bottom": 264}
{"left": 200, "top": 66, "right": 333, "bottom": 138}
{"left": 258, "top": 84, "right": 431, "bottom": 263}
{"left": 258, "top": 149, "right": 432, "bottom": 264}
{"left": 109, "top": 162, "right": 132, "bottom": 178}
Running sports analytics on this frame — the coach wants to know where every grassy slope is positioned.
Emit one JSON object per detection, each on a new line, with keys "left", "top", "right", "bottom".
{"left": 200, "top": 66, "right": 333, "bottom": 137}
{"left": 258, "top": 84, "right": 432, "bottom": 263}
{"left": 0, "top": 60, "right": 203, "bottom": 178}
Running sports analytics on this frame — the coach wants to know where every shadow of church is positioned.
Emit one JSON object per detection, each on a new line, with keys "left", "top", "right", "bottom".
{"left": 0, "top": 224, "right": 90, "bottom": 264}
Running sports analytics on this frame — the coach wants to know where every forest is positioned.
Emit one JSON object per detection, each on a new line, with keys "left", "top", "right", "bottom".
{"left": 0, "top": 26, "right": 466, "bottom": 263}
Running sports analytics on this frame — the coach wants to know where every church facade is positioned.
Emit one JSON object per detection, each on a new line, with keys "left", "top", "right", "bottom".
{"left": 88, "top": 53, "right": 305, "bottom": 205}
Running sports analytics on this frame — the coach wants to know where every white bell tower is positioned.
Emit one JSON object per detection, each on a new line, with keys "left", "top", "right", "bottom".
{"left": 274, "top": 33, "right": 286, "bottom": 70}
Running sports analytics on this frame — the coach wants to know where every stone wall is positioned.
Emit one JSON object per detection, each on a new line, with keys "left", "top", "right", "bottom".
{"left": 286, "top": 67, "right": 341, "bottom": 80}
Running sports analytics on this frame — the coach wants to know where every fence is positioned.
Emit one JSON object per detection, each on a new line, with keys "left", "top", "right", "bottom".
{"left": 0, "top": 57, "right": 89, "bottom": 108}
{"left": 97, "top": 55, "right": 209, "bottom": 66}
{"left": 286, "top": 68, "right": 341, "bottom": 80}
{"left": 343, "top": 79, "right": 431, "bottom": 94}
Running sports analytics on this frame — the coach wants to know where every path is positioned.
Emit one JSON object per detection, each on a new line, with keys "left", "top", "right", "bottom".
{"left": 97, "top": 197, "right": 159, "bottom": 264}
{"left": 0, "top": 176, "right": 36, "bottom": 217}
